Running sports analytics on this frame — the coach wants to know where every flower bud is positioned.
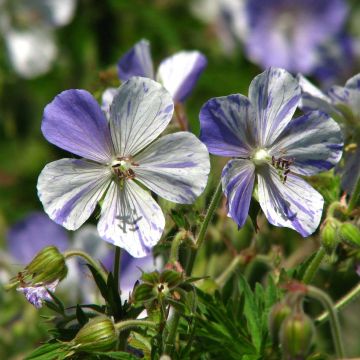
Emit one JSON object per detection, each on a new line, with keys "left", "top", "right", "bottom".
{"left": 338, "top": 222, "right": 360, "bottom": 248}
{"left": 268, "top": 302, "right": 292, "bottom": 345}
{"left": 320, "top": 219, "right": 339, "bottom": 254}
{"left": 71, "top": 317, "right": 117, "bottom": 352}
{"left": 279, "top": 312, "right": 315, "bottom": 359}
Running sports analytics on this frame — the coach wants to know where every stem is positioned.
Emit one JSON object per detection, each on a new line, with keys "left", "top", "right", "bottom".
{"left": 316, "top": 282, "right": 360, "bottom": 324}
{"left": 307, "top": 285, "right": 345, "bottom": 359}
{"left": 215, "top": 254, "right": 246, "bottom": 287}
{"left": 302, "top": 247, "right": 326, "bottom": 284}
{"left": 163, "top": 310, "right": 180, "bottom": 355}
{"left": 326, "top": 201, "right": 344, "bottom": 218}
{"left": 169, "top": 230, "right": 187, "bottom": 264}
{"left": 114, "top": 246, "right": 121, "bottom": 292}
{"left": 348, "top": 176, "right": 360, "bottom": 213}
{"left": 114, "top": 319, "right": 157, "bottom": 332}
{"left": 63, "top": 249, "right": 107, "bottom": 282}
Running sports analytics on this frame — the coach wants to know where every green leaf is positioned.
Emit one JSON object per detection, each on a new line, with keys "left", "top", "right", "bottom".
{"left": 90, "top": 351, "right": 139, "bottom": 359}
{"left": 76, "top": 304, "right": 89, "bottom": 326}
{"left": 24, "top": 343, "right": 67, "bottom": 360}
{"left": 87, "top": 264, "right": 109, "bottom": 301}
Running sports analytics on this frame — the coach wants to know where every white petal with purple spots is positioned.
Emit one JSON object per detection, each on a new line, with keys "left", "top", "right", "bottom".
{"left": 109, "top": 77, "right": 174, "bottom": 156}
{"left": 270, "top": 111, "right": 343, "bottom": 176}
{"left": 257, "top": 166, "right": 324, "bottom": 237}
{"left": 222, "top": 159, "right": 255, "bottom": 228}
{"left": 134, "top": 132, "right": 210, "bottom": 204}
{"left": 328, "top": 85, "right": 360, "bottom": 119}
{"left": 249, "top": 67, "right": 300, "bottom": 147}
{"left": 97, "top": 181, "right": 165, "bottom": 258}
{"left": 37, "top": 159, "right": 112, "bottom": 230}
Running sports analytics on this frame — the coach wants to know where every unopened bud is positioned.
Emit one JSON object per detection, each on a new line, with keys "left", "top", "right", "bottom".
{"left": 338, "top": 222, "right": 360, "bottom": 248}
{"left": 279, "top": 312, "right": 315, "bottom": 359}
{"left": 268, "top": 302, "right": 292, "bottom": 344}
{"left": 72, "top": 317, "right": 117, "bottom": 352}
{"left": 320, "top": 219, "right": 339, "bottom": 254}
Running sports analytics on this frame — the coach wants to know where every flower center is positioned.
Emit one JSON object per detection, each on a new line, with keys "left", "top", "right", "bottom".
{"left": 111, "top": 156, "right": 138, "bottom": 182}
{"left": 252, "top": 148, "right": 270, "bottom": 167}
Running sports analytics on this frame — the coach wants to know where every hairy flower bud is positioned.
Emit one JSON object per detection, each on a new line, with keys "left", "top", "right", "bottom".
{"left": 279, "top": 312, "right": 315, "bottom": 359}
{"left": 71, "top": 317, "right": 117, "bottom": 352}
{"left": 338, "top": 222, "right": 360, "bottom": 248}
{"left": 268, "top": 302, "right": 292, "bottom": 345}
{"left": 320, "top": 219, "right": 339, "bottom": 255}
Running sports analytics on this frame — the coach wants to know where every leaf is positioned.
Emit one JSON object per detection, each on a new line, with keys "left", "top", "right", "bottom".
{"left": 248, "top": 199, "right": 261, "bottom": 231}
{"left": 106, "top": 272, "right": 123, "bottom": 320}
{"left": 45, "top": 290, "right": 65, "bottom": 314}
{"left": 76, "top": 304, "right": 89, "bottom": 326}
{"left": 90, "top": 351, "right": 139, "bottom": 359}
{"left": 24, "top": 343, "right": 67, "bottom": 360}
{"left": 170, "top": 209, "right": 188, "bottom": 229}
{"left": 87, "top": 264, "right": 109, "bottom": 301}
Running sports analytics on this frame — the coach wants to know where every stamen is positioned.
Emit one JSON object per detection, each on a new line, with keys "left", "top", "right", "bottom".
{"left": 272, "top": 156, "right": 294, "bottom": 183}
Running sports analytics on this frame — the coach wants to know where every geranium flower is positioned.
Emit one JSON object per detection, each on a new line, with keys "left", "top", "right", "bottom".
{"left": 298, "top": 73, "right": 360, "bottom": 193}
{"left": 101, "top": 39, "right": 207, "bottom": 115}
{"left": 199, "top": 67, "right": 343, "bottom": 236}
{"left": 37, "top": 77, "right": 210, "bottom": 257}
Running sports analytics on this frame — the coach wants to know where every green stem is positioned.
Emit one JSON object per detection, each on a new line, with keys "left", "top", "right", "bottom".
{"left": 163, "top": 311, "right": 180, "bottom": 355}
{"left": 215, "top": 254, "right": 246, "bottom": 287}
{"left": 114, "top": 246, "right": 121, "bottom": 292}
{"left": 326, "top": 201, "right": 344, "bottom": 218}
{"left": 348, "top": 176, "right": 360, "bottom": 213}
{"left": 114, "top": 319, "right": 157, "bottom": 332}
{"left": 169, "top": 230, "right": 187, "bottom": 264}
{"left": 302, "top": 247, "right": 326, "bottom": 284}
{"left": 307, "top": 285, "right": 345, "bottom": 359}
{"left": 316, "top": 282, "right": 360, "bottom": 324}
{"left": 63, "top": 249, "right": 107, "bottom": 282}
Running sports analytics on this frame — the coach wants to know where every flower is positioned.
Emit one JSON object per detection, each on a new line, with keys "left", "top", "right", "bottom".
{"left": 199, "top": 67, "right": 343, "bottom": 236}
{"left": 0, "top": 0, "right": 77, "bottom": 78}
{"left": 298, "top": 73, "right": 360, "bottom": 193}
{"left": 37, "top": 77, "right": 210, "bottom": 257}
{"left": 101, "top": 39, "right": 207, "bottom": 114}
{"left": 223, "top": 0, "right": 347, "bottom": 74}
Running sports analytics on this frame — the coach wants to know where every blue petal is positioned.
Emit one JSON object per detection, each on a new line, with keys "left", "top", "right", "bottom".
{"left": 222, "top": 159, "right": 255, "bottom": 228}
{"left": 341, "top": 146, "right": 360, "bottom": 194}
{"left": 199, "top": 94, "right": 255, "bottom": 157}
{"left": 270, "top": 111, "right": 343, "bottom": 176}
{"left": 118, "top": 39, "right": 154, "bottom": 81}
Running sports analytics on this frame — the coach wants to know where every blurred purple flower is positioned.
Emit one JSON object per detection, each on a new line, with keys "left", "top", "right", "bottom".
{"left": 357, "top": 264, "right": 360, "bottom": 277}
{"left": 200, "top": 67, "right": 343, "bottom": 235}
{"left": 17, "top": 280, "right": 58, "bottom": 309}
{"left": 37, "top": 77, "right": 210, "bottom": 257}
{"left": 298, "top": 73, "right": 360, "bottom": 193}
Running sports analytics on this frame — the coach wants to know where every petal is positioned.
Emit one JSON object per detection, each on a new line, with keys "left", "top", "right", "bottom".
{"left": 133, "top": 132, "right": 210, "bottom": 204}
{"left": 118, "top": 39, "right": 154, "bottom": 81}
{"left": 257, "top": 166, "right": 324, "bottom": 237}
{"left": 341, "top": 146, "right": 360, "bottom": 194}
{"left": 222, "top": 159, "right": 255, "bottom": 228}
{"left": 199, "top": 94, "right": 255, "bottom": 157}
{"left": 156, "top": 51, "right": 207, "bottom": 102}
{"left": 97, "top": 180, "right": 165, "bottom": 258}
{"left": 328, "top": 86, "right": 360, "bottom": 119}
{"left": 249, "top": 67, "right": 301, "bottom": 147}
{"left": 109, "top": 77, "right": 174, "bottom": 156}
{"left": 345, "top": 74, "right": 360, "bottom": 90}
{"left": 42, "top": 89, "right": 113, "bottom": 162}
{"left": 269, "top": 111, "right": 343, "bottom": 176}
{"left": 37, "top": 159, "right": 111, "bottom": 230}
{"left": 101, "top": 87, "right": 118, "bottom": 119}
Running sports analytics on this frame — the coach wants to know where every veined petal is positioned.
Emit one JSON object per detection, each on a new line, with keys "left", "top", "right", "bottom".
{"left": 42, "top": 90, "right": 113, "bottom": 163}
{"left": 222, "top": 159, "right": 255, "bottom": 228}
{"left": 199, "top": 94, "right": 255, "bottom": 157}
{"left": 37, "top": 159, "right": 112, "bottom": 230}
{"left": 97, "top": 181, "right": 165, "bottom": 258}
{"left": 270, "top": 111, "right": 343, "bottom": 176}
{"left": 257, "top": 166, "right": 324, "bottom": 237}
{"left": 328, "top": 86, "right": 360, "bottom": 119}
{"left": 101, "top": 87, "right": 118, "bottom": 119}
{"left": 341, "top": 146, "right": 360, "bottom": 194}
{"left": 345, "top": 73, "right": 360, "bottom": 90}
{"left": 133, "top": 132, "right": 210, "bottom": 204}
{"left": 118, "top": 39, "right": 154, "bottom": 81}
{"left": 249, "top": 67, "right": 300, "bottom": 147}
{"left": 156, "top": 51, "right": 207, "bottom": 102}
{"left": 109, "top": 77, "right": 174, "bottom": 156}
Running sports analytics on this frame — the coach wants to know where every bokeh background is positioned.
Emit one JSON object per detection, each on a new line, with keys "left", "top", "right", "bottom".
{"left": 1, "top": 0, "right": 360, "bottom": 358}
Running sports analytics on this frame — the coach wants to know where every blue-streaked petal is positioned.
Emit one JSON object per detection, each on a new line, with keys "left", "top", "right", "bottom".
{"left": 222, "top": 159, "right": 255, "bottom": 228}
{"left": 118, "top": 39, "right": 154, "bottom": 81}
{"left": 270, "top": 111, "right": 343, "bottom": 176}
{"left": 341, "top": 146, "right": 360, "bottom": 194}
{"left": 156, "top": 51, "right": 207, "bottom": 102}
{"left": 7, "top": 212, "right": 68, "bottom": 264}
{"left": 37, "top": 159, "right": 112, "bottom": 230}
{"left": 133, "top": 132, "right": 210, "bottom": 204}
{"left": 97, "top": 181, "right": 165, "bottom": 258}
{"left": 101, "top": 87, "right": 118, "bottom": 119}
{"left": 249, "top": 67, "right": 300, "bottom": 147}
{"left": 109, "top": 77, "right": 174, "bottom": 156}
{"left": 345, "top": 73, "right": 360, "bottom": 90}
{"left": 328, "top": 86, "right": 360, "bottom": 119}
{"left": 42, "top": 89, "right": 113, "bottom": 163}
{"left": 257, "top": 166, "right": 324, "bottom": 237}
{"left": 199, "top": 94, "right": 255, "bottom": 157}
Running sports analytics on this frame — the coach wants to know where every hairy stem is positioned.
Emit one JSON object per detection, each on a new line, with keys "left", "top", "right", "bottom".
{"left": 215, "top": 254, "right": 246, "bottom": 287}
{"left": 302, "top": 247, "right": 326, "bottom": 284}
{"left": 114, "top": 319, "right": 157, "bottom": 332}
{"left": 169, "top": 230, "right": 188, "bottom": 264}
{"left": 348, "top": 176, "right": 360, "bottom": 213}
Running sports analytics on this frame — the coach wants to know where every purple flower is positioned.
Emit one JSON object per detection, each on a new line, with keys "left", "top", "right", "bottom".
{"left": 17, "top": 280, "right": 58, "bottom": 309}
{"left": 200, "top": 67, "right": 343, "bottom": 236}
{"left": 240, "top": 0, "right": 347, "bottom": 74}
{"left": 298, "top": 73, "right": 360, "bottom": 193}
{"left": 6, "top": 211, "right": 68, "bottom": 264}
{"left": 117, "top": 39, "right": 207, "bottom": 103}
{"left": 37, "top": 77, "right": 210, "bottom": 257}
